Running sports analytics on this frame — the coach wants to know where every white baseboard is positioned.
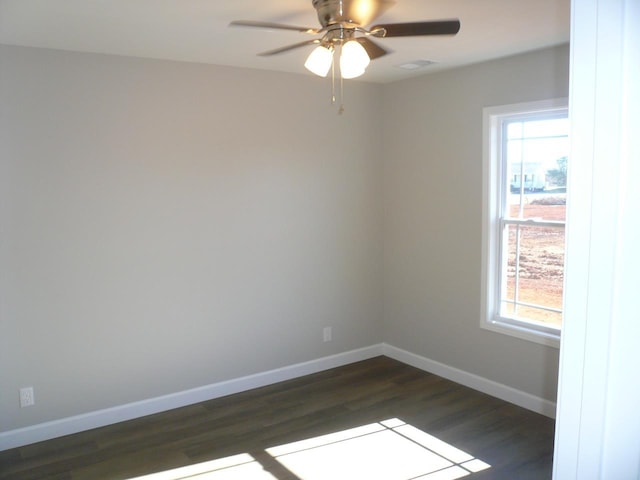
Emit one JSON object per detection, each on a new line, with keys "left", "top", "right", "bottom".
{"left": 0, "top": 344, "right": 384, "bottom": 451}
{"left": 1, "top": 342, "right": 556, "bottom": 451}
{"left": 382, "top": 343, "right": 557, "bottom": 418}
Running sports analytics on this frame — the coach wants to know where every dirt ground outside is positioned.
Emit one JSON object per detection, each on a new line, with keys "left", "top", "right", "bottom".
{"left": 504, "top": 198, "right": 566, "bottom": 327}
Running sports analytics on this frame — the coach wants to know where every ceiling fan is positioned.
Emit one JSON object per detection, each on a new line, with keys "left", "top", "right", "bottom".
{"left": 230, "top": 0, "right": 460, "bottom": 79}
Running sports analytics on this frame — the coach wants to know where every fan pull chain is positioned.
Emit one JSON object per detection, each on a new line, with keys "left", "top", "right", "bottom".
{"left": 331, "top": 53, "right": 336, "bottom": 105}
{"left": 338, "top": 43, "right": 344, "bottom": 114}
{"left": 328, "top": 45, "right": 343, "bottom": 114}
{"left": 338, "top": 74, "right": 345, "bottom": 115}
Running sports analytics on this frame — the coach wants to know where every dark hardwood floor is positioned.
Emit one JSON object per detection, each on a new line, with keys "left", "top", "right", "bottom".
{"left": 0, "top": 356, "right": 555, "bottom": 479}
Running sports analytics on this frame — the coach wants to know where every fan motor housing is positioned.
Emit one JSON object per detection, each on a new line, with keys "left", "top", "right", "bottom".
{"left": 313, "top": 0, "right": 358, "bottom": 27}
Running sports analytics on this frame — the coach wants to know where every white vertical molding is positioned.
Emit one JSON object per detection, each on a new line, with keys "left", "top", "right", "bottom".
{"left": 554, "top": 0, "right": 640, "bottom": 478}
{"left": 600, "top": 0, "right": 640, "bottom": 476}
{"left": 552, "top": 1, "right": 597, "bottom": 475}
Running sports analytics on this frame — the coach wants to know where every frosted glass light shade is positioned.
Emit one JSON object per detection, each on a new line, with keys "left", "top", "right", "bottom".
{"left": 340, "top": 40, "right": 370, "bottom": 79}
{"left": 304, "top": 46, "right": 334, "bottom": 77}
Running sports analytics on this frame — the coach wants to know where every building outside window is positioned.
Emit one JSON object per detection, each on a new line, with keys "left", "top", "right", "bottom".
{"left": 482, "top": 99, "right": 569, "bottom": 347}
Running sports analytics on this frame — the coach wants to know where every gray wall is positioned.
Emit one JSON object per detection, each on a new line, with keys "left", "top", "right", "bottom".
{"left": 0, "top": 45, "right": 384, "bottom": 431}
{"left": 382, "top": 45, "right": 569, "bottom": 402}
{"left": 0, "top": 43, "right": 569, "bottom": 434}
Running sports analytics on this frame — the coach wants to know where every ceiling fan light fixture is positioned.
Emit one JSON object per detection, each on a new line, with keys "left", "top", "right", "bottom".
{"left": 339, "top": 40, "right": 370, "bottom": 79}
{"left": 304, "top": 45, "right": 334, "bottom": 77}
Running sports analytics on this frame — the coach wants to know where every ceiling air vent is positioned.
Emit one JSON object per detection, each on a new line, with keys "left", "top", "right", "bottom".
{"left": 395, "top": 60, "right": 437, "bottom": 70}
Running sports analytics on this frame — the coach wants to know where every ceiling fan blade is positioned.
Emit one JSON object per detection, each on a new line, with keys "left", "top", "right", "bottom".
{"left": 229, "top": 20, "right": 320, "bottom": 35}
{"left": 372, "top": 20, "right": 460, "bottom": 37}
{"left": 258, "top": 39, "right": 321, "bottom": 56}
{"left": 355, "top": 37, "right": 390, "bottom": 60}
{"left": 342, "top": 0, "right": 396, "bottom": 27}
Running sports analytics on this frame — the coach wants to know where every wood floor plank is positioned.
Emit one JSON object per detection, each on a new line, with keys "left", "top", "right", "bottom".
{"left": 0, "top": 356, "right": 555, "bottom": 479}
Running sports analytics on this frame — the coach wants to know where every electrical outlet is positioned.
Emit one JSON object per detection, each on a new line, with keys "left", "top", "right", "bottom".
{"left": 20, "top": 387, "right": 34, "bottom": 408}
{"left": 323, "top": 326, "right": 332, "bottom": 343}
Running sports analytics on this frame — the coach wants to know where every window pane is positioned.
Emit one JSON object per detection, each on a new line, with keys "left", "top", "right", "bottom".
{"left": 501, "top": 224, "right": 565, "bottom": 328}
{"left": 507, "top": 121, "right": 523, "bottom": 139}
{"left": 523, "top": 117, "right": 569, "bottom": 138}
{"left": 500, "top": 302, "right": 562, "bottom": 327}
{"left": 505, "top": 117, "right": 569, "bottom": 221}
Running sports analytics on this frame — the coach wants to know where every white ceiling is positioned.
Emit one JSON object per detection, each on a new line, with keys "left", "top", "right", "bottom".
{"left": 0, "top": 0, "right": 570, "bottom": 83}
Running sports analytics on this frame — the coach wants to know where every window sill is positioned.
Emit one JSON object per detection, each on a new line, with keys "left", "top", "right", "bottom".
{"left": 481, "top": 317, "right": 560, "bottom": 348}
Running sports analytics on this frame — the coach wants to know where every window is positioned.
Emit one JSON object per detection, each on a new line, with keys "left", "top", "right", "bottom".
{"left": 481, "top": 99, "right": 569, "bottom": 347}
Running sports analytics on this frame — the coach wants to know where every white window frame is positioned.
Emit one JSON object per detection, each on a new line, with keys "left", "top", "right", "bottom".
{"left": 481, "top": 98, "right": 568, "bottom": 348}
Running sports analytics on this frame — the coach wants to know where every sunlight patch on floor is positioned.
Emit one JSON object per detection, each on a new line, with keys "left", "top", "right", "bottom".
{"left": 127, "top": 453, "right": 277, "bottom": 480}
{"left": 127, "top": 418, "right": 490, "bottom": 480}
{"left": 266, "top": 418, "right": 490, "bottom": 480}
